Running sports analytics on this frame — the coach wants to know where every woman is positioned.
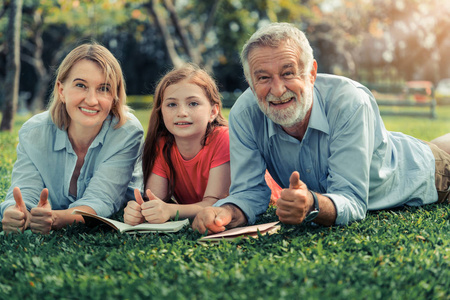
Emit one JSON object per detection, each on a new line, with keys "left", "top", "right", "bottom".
{"left": 0, "top": 43, "right": 143, "bottom": 234}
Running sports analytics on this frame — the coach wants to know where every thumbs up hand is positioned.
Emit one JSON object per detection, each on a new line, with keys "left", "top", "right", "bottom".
{"left": 141, "top": 188, "right": 171, "bottom": 224}
{"left": 1, "top": 187, "right": 31, "bottom": 234}
{"left": 276, "top": 171, "right": 313, "bottom": 224}
{"left": 30, "top": 188, "right": 53, "bottom": 234}
{"left": 123, "top": 189, "right": 145, "bottom": 226}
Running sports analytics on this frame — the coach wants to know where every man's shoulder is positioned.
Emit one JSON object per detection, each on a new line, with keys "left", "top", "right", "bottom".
{"left": 230, "top": 88, "right": 263, "bottom": 119}
{"left": 315, "top": 74, "right": 364, "bottom": 94}
{"left": 315, "top": 74, "right": 374, "bottom": 107}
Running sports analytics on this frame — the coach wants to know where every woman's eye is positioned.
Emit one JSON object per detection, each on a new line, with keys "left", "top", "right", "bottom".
{"left": 75, "top": 83, "right": 86, "bottom": 88}
{"left": 167, "top": 103, "right": 176, "bottom": 107}
{"left": 189, "top": 102, "right": 199, "bottom": 107}
{"left": 99, "top": 86, "right": 111, "bottom": 93}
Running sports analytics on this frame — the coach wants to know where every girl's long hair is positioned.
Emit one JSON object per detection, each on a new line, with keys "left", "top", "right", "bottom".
{"left": 142, "top": 63, "right": 227, "bottom": 201}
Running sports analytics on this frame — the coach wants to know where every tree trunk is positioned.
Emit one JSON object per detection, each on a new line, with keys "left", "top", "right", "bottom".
{"left": 146, "top": 0, "right": 184, "bottom": 68}
{"left": 1, "top": 0, "right": 23, "bottom": 131}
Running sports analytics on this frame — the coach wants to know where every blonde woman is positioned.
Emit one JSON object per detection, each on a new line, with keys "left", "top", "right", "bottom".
{"left": 1, "top": 43, "right": 143, "bottom": 234}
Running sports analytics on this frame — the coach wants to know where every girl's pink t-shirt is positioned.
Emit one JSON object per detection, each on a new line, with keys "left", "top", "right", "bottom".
{"left": 152, "top": 126, "right": 230, "bottom": 204}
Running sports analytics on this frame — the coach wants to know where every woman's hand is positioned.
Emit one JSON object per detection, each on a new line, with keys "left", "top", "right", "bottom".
{"left": 1, "top": 187, "right": 31, "bottom": 234}
{"left": 29, "top": 189, "right": 53, "bottom": 235}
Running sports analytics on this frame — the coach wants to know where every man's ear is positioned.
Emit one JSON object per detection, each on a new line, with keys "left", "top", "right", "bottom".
{"left": 309, "top": 60, "right": 318, "bottom": 85}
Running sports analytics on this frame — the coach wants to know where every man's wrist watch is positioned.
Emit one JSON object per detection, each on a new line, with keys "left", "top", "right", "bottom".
{"left": 304, "top": 190, "right": 320, "bottom": 222}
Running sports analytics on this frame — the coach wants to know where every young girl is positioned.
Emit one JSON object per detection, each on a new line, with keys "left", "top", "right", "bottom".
{"left": 123, "top": 64, "right": 230, "bottom": 225}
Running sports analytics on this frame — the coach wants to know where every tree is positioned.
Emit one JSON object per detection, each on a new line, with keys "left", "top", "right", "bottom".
{"left": 1, "top": 0, "right": 23, "bottom": 131}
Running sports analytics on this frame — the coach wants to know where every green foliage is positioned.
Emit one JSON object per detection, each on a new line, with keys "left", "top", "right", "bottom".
{"left": 0, "top": 109, "right": 449, "bottom": 299}
{"left": 127, "top": 95, "right": 154, "bottom": 110}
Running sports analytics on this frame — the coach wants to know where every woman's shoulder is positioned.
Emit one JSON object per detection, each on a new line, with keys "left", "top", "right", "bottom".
{"left": 114, "top": 112, "right": 144, "bottom": 133}
{"left": 19, "top": 111, "right": 55, "bottom": 136}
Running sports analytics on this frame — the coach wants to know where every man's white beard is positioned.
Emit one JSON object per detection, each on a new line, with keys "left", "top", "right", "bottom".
{"left": 257, "top": 86, "right": 313, "bottom": 128}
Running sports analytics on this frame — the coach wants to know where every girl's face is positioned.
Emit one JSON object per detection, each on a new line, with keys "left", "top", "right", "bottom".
{"left": 57, "top": 59, "right": 114, "bottom": 137}
{"left": 161, "top": 80, "right": 219, "bottom": 143}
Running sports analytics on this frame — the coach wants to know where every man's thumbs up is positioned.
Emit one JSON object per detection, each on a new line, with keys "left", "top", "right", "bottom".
{"left": 289, "top": 171, "right": 302, "bottom": 189}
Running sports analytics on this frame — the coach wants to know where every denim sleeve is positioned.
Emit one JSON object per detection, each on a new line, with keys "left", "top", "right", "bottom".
{"left": 213, "top": 101, "right": 271, "bottom": 225}
{"left": 68, "top": 121, "right": 144, "bottom": 217}
{"left": 0, "top": 140, "right": 44, "bottom": 219}
{"left": 324, "top": 89, "right": 376, "bottom": 225}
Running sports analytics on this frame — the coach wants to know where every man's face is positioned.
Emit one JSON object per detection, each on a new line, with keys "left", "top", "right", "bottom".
{"left": 248, "top": 42, "right": 316, "bottom": 128}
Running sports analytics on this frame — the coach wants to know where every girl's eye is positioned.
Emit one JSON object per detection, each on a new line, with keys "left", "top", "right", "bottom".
{"left": 189, "top": 102, "right": 199, "bottom": 107}
{"left": 167, "top": 103, "right": 177, "bottom": 107}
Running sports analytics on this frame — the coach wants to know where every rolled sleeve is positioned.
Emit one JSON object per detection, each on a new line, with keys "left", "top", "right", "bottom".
{"left": 213, "top": 95, "right": 271, "bottom": 225}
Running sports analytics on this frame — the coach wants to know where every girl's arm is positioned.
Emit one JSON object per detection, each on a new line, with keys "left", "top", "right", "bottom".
{"left": 142, "top": 163, "right": 231, "bottom": 222}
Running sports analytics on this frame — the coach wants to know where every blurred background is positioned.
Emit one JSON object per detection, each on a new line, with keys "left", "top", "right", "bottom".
{"left": 1, "top": 0, "right": 449, "bottom": 127}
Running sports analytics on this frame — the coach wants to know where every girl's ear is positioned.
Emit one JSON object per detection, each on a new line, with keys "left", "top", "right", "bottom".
{"left": 209, "top": 103, "right": 219, "bottom": 122}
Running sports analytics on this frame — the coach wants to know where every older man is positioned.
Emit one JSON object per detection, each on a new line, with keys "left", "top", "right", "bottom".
{"left": 193, "top": 22, "right": 450, "bottom": 234}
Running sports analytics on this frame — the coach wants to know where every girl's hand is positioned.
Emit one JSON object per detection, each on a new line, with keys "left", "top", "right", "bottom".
{"left": 29, "top": 188, "right": 53, "bottom": 234}
{"left": 141, "top": 189, "right": 172, "bottom": 223}
{"left": 1, "top": 187, "right": 31, "bottom": 234}
{"left": 123, "top": 189, "right": 145, "bottom": 226}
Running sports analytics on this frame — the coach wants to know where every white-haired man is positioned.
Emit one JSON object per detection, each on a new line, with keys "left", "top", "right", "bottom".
{"left": 193, "top": 22, "right": 450, "bottom": 234}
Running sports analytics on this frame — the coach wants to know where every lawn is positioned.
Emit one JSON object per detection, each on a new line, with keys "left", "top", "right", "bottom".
{"left": 0, "top": 106, "right": 449, "bottom": 300}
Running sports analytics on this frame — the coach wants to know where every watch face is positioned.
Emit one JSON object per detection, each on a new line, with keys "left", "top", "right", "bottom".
{"left": 304, "top": 210, "right": 319, "bottom": 222}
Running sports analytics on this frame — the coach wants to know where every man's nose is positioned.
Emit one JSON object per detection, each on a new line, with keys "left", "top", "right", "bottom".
{"left": 270, "top": 76, "right": 286, "bottom": 98}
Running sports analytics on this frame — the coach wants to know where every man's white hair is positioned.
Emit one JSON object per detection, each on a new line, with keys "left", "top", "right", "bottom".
{"left": 240, "top": 22, "right": 314, "bottom": 89}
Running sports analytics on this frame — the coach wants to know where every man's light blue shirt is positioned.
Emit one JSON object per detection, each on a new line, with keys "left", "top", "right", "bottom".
{"left": 0, "top": 111, "right": 144, "bottom": 219}
{"left": 214, "top": 74, "right": 437, "bottom": 225}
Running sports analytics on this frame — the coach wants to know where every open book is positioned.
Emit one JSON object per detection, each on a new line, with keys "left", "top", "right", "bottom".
{"left": 198, "top": 221, "right": 280, "bottom": 243}
{"left": 72, "top": 209, "right": 190, "bottom": 234}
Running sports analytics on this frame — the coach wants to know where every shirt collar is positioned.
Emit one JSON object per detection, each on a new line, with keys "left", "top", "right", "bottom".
{"left": 267, "top": 90, "right": 330, "bottom": 140}
{"left": 53, "top": 115, "right": 114, "bottom": 152}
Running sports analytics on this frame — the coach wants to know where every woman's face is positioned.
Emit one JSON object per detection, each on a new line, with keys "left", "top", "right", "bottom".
{"left": 57, "top": 59, "right": 114, "bottom": 137}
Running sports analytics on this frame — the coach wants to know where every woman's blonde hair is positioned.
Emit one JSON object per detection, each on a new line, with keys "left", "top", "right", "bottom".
{"left": 49, "top": 43, "right": 129, "bottom": 130}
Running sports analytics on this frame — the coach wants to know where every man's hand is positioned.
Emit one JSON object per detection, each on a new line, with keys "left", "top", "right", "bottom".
{"left": 1, "top": 187, "right": 31, "bottom": 234}
{"left": 123, "top": 189, "right": 145, "bottom": 226}
{"left": 276, "top": 171, "right": 313, "bottom": 224}
{"left": 192, "top": 206, "right": 233, "bottom": 234}
{"left": 140, "top": 189, "right": 172, "bottom": 223}
{"left": 30, "top": 189, "right": 53, "bottom": 234}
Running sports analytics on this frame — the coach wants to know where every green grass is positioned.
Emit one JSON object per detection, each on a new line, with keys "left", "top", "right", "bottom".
{"left": 0, "top": 108, "right": 449, "bottom": 300}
